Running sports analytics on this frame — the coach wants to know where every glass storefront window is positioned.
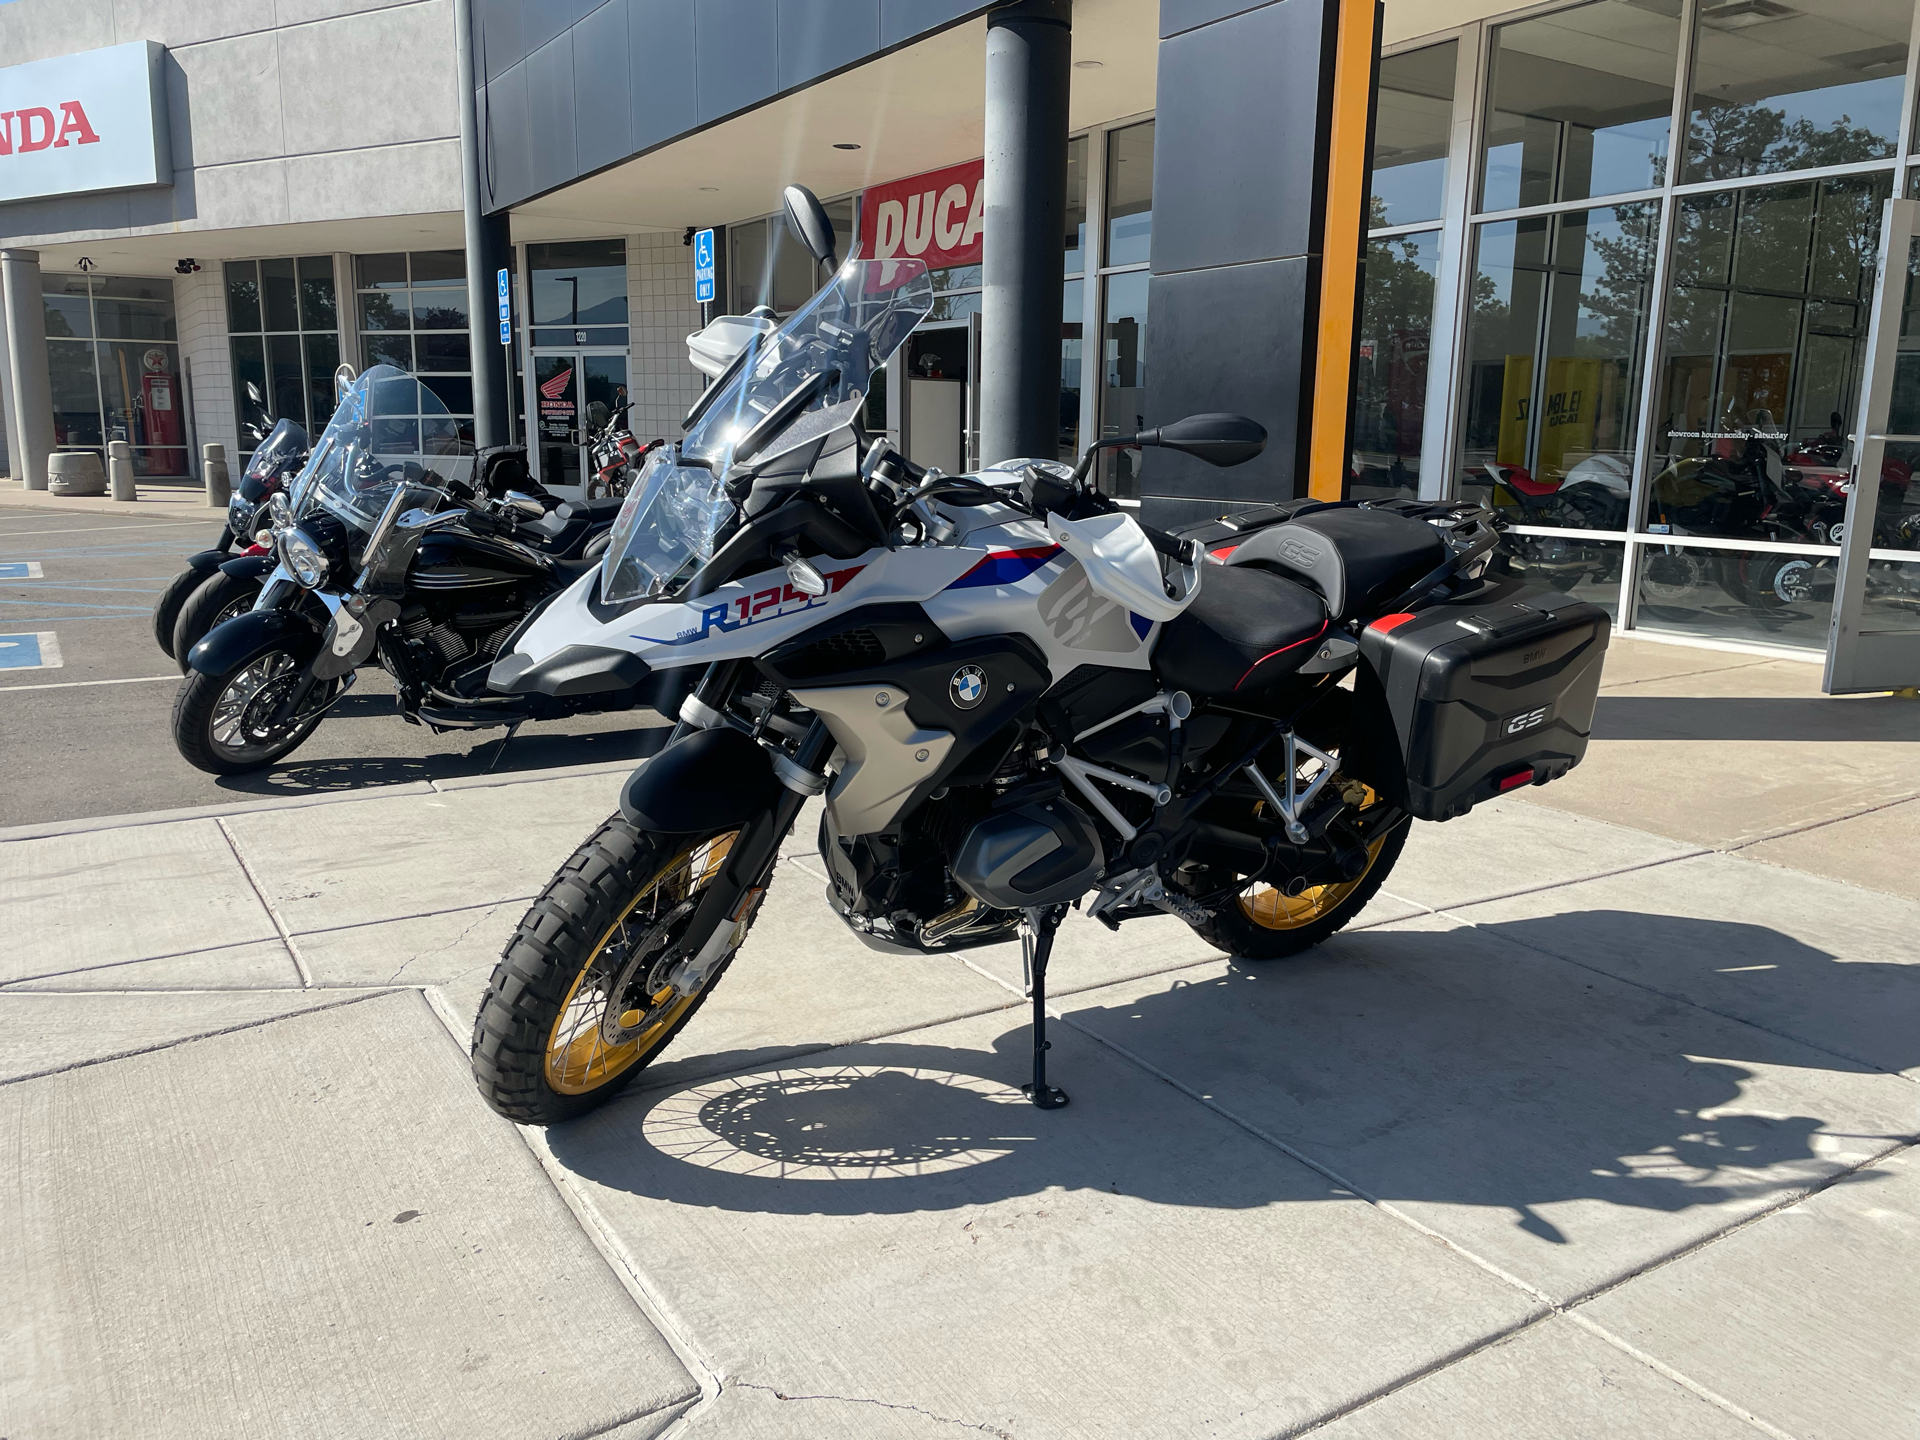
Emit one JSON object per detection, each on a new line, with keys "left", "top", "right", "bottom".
{"left": 1373, "top": 41, "right": 1457, "bottom": 228}
{"left": 1065, "top": 135, "right": 1089, "bottom": 275}
{"left": 1685, "top": 0, "right": 1910, "bottom": 183}
{"left": 232, "top": 256, "right": 341, "bottom": 458}
{"left": 1635, "top": 539, "right": 1834, "bottom": 650}
{"left": 1459, "top": 204, "right": 1656, "bottom": 527}
{"left": 44, "top": 275, "right": 187, "bottom": 478}
{"left": 1106, "top": 121, "right": 1154, "bottom": 268}
{"left": 1352, "top": 231, "right": 1440, "bottom": 501}
{"left": 1493, "top": 532, "right": 1623, "bottom": 618}
{"left": 1099, "top": 269, "right": 1149, "bottom": 498}
{"left": 727, "top": 202, "right": 853, "bottom": 314}
{"left": 528, "top": 239, "right": 626, "bottom": 331}
{"left": 1479, "top": 0, "right": 1681, "bottom": 212}
{"left": 1062, "top": 277, "right": 1083, "bottom": 462}
{"left": 355, "top": 251, "right": 471, "bottom": 442}
{"left": 1648, "top": 172, "right": 1890, "bottom": 542}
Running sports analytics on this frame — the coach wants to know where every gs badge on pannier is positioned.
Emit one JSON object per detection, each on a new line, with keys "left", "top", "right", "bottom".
{"left": 1353, "top": 577, "right": 1609, "bottom": 821}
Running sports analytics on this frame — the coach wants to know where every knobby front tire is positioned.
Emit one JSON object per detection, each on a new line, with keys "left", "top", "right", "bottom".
{"left": 471, "top": 816, "right": 763, "bottom": 1126}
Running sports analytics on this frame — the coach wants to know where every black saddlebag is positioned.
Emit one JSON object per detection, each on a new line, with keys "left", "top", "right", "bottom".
{"left": 1352, "top": 577, "right": 1609, "bottom": 821}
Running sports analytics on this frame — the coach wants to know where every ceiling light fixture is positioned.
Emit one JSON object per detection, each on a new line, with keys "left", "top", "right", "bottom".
{"left": 1074, "top": 59, "right": 1103, "bottom": 69}
{"left": 833, "top": 142, "right": 862, "bottom": 150}
{"left": 699, "top": 185, "right": 720, "bottom": 192}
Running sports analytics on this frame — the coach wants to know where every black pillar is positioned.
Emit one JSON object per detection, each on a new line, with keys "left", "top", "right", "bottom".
{"left": 980, "top": 0, "right": 1072, "bottom": 467}
{"left": 456, "top": 0, "right": 513, "bottom": 451}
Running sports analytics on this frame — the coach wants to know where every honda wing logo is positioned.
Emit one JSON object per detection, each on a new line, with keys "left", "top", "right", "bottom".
{"left": 538, "top": 369, "right": 573, "bottom": 399}
{"left": 1503, "top": 705, "right": 1550, "bottom": 736}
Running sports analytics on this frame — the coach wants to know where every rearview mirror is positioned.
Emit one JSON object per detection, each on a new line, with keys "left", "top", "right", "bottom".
{"left": 502, "top": 490, "right": 546, "bottom": 518}
{"left": 782, "top": 184, "right": 837, "bottom": 267}
{"left": 333, "top": 362, "right": 356, "bottom": 399}
{"left": 1134, "top": 413, "right": 1266, "bottom": 468}
{"left": 245, "top": 381, "right": 264, "bottom": 405}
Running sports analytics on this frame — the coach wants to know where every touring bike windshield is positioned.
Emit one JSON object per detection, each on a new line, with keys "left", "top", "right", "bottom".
{"left": 601, "top": 257, "right": 933, "bottom": 604}
{"left": 244, "top": 418, "right": 310, "bottom": 480}
{"left": 288, "top": 364, "right": 474, "bottom": 537}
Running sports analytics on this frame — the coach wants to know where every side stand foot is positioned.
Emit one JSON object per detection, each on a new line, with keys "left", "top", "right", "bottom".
{"left": 1020, "top": 905, "right": 1070, "bottom": 1110}
{"left": 485, "top": 721, "right": 522, "bottom": 774}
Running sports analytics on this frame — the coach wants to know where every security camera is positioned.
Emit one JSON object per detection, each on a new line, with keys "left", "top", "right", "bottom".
{"left": 174, "top": 258, "right": 201, "bottom": 275}
{"left": 76, "top": 256, "right": 96, "bottom": 273}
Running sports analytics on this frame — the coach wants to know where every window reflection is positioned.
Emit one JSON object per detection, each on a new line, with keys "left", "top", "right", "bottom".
{"left": 1460, "top": 205, "right": 1656, "bottom": 529}
{"left": 1065, "top": 135, "right": 1089, "bottom": 275}
{"left": 1635, "top": 539, "right": 1834, "bottom": 649}
{"left": 1352, "top": 231, "right": 1439, "bottom": 501}
{"left": 1373, "top": 42, "right": 1456, "bottom": 227}
{"left": 1685, "top": 0, "right": 1909, "bottom": 182}
{"left": 1100, "top": 270, "right": 1149, "bottom": 498}
{"left": 1480, "top": 0, "right": 1681, "bottom": 211}
{"left": 1650, "top": 173, "right": 1889, "bottom": 543}
{"left": 1106, "top": 122, "right": 1154, "bottom": 268}
{"left": 1062, "top": 277, "right": 1083, "bottom": 462}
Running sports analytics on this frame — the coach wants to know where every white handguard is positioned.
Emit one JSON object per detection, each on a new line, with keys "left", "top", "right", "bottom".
{"left": 1045, "top": 509, "right": 1199, "bottom": 623}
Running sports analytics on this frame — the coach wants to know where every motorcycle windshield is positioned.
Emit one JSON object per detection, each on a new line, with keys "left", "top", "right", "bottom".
{"left": 681, "top": 257, "right": 932, "bottom": 472}
{"left": 288, "top": 364, "right": 472, "bottom": 535}
{"left": 599, "top": 258, "right": 932, "bottom": 605}
{"left": 244, "top": 418, "right": 310, "bottom": 481}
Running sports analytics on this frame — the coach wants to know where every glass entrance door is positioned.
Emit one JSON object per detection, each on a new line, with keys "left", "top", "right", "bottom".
{"left": 530, "top": 351, "right": 628, "bottom": 492}
{"left": 1824, "top": 197, "right": 1920, "bottom": 693}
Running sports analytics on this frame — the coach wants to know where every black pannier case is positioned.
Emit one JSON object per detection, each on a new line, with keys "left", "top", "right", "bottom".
{"left": 1353, "top": 576, "right": 1609, "bottom": 821}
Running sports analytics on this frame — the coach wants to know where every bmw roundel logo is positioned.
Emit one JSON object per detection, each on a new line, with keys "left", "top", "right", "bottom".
{"left": 949, "top": 664, "right": 987, "bottom": 709}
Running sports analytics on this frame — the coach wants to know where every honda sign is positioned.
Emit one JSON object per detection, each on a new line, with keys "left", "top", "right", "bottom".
{"left": 0, "top": 41, "right": 171, "bottom": 205}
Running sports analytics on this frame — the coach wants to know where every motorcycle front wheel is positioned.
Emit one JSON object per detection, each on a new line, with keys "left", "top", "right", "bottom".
{"left": 151, "top": 566, "right": 208, "bottom": 660}
{"left": 171, "top": 645, "right": 333, "bottom": 775}
{"left": 471, "top": 819, "right": 760, "bottom": 1125}
{"left": 170, "top": 570, "right": 262, "bottom": 673}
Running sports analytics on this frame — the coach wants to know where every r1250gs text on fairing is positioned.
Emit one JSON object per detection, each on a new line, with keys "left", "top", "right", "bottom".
{"left": 470, "top": 188, "right": 1611, "bottom": 1124}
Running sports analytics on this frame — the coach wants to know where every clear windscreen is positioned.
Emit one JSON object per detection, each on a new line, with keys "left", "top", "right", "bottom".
{"left": 288, "top": 364, "right": 472, "bottom": 534}
{"left": 244, "top": 418, "right": 309, "bottom": 481}
{"left": 599, "top": 258, "right": 932, "bottom": 604}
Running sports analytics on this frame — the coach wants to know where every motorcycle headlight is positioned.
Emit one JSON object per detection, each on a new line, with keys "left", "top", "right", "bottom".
{"left": 226, "top": 492, "right": 251, "bottom": 533}
{"left": 268, "top": 492, "right": 292, "bottom": 528}
{"left": 282, "top": 526, "right": 330, "bottom": 589}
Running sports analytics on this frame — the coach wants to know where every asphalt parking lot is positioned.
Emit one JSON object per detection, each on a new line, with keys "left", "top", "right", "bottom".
{"left": 0, "top": 509, "right": 668, "bottom": 827}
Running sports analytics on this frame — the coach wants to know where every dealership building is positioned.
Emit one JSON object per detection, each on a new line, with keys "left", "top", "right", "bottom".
{"left": 1, "top": 0, "right": 1917, "bottom": 681}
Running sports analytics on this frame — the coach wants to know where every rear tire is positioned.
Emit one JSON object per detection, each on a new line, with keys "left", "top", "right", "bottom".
{"left": 172, "top": 644, "right": 331, "bottom": 775}
{"left": 1191, "top": 815, "right": 1409, "bottom": 961}
{"left": 471, "top": 818, "right": 764, "bottom": 1125}
{"left": 171, "top": 571, "right": 262, "bottom": 673}
{"left": 151, "top": 566, "right": 209, "bottom": 660}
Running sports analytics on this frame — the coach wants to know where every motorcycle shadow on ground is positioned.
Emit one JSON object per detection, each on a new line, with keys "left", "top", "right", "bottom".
{"left": 542, "top": 909, "right": 1915, "bottom": 1242}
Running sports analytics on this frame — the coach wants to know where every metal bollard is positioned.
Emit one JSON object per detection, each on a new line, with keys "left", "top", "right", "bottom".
{"left": 107, "top": 440, "right": 137, "bottom": 502}
{"left": 202, "top": 442, "right": 230, "bottom": 507}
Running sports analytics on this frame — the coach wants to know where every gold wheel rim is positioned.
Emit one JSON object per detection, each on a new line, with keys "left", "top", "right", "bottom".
{"left": 1237, "top": 786, "right": 1388, "bottom": 931}
{"left": 544, "top": 833, "right": 736, "bottom": 1096}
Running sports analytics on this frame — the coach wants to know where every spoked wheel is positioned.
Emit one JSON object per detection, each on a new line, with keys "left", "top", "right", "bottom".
{"left": 472, "top": 820, "right": 763, "bottom": 1125}
{"left": 171, "top": 571, "right": 262, "bottom": 673}
{"left": 1190, "top": 787, "right": 1410, "bottom": 960}
{"left": 172, "top": 646, "right": 333, "bottom": 775}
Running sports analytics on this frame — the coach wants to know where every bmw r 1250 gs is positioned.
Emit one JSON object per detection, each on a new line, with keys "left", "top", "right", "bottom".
{"left": 470, "top": 188, "right": 1611, "bottom": 1124}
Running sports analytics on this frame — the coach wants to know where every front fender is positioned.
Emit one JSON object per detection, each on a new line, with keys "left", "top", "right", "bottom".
{"left": 186, "top": 607, "right": 320, "bottom": 677}
{"left": 186, "top": 548, "right": 230, "bottom": 574}
{"left": 218, "top": 553, "right": 277, "bottom": 581}
{"left": 619, "top": 726, "right": 782, "bottom": 832}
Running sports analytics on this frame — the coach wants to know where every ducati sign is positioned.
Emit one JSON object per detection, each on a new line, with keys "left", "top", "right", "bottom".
{"left": 859, "top": 159, "right": 985, "bottom": 269}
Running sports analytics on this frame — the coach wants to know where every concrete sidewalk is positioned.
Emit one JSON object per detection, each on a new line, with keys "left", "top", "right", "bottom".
{"left": 2, "top": 636, "right": 1915, "bottom": 1439}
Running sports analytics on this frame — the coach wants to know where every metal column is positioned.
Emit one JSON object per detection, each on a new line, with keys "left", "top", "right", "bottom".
{"left": 980, "top": 0, "right": 1072, "bottom": 467}
{"left": 455, "top": 0, "right": 513, "bottom": 451}
{"left": 0, "top": 249, "right": 54, "bottom": 491}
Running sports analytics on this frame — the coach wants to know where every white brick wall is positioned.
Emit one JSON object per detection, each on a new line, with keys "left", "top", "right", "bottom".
{"left": 171, "top": 268, "right": 233, "bottom": 473}
{"left": 625, "top": 231, "right": 706, "bottom": 444}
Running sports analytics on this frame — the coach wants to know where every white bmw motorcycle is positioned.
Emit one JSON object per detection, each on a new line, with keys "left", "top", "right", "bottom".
{"left": 470, "top": 189, "right": 1610, "bottom": 1124}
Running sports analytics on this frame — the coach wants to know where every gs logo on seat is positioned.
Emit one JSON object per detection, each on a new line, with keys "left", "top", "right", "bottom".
{"left": 949, "top": 664, "right": 987, "bottom": 709}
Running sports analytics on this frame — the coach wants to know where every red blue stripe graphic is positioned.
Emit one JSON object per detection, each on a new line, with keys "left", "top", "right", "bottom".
{"left": 946, "top": 545, "right": 1062, "bottom": 589}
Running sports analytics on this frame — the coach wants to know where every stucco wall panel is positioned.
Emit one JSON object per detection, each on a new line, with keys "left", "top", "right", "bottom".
{"left": 164, "top": 31, "right": 286, "bottom": 170}
{"left": 284, "top": 140, "right": 462, "bottom": 221}
{"left": 276, "top": 1, "right": 460, "bottom": 155}
{"left": 628, "top": 0, "right": 698, "bottom": 156}
{"left": 777, "top": 0, "right": 880, "bottom": 91}
{"left": 572, "top": 2, "right": 634, "bottom": 176}
{"left": 695, "top": 0, "right": 779, "bottom": 123}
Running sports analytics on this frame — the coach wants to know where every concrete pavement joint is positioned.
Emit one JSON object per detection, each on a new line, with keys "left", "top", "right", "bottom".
{"left": 1717, "top": 790, "right": 1920, "bottom": 855}
{"left": 1560, "top": 1314, "right": 1796, "bottom": 1440}
{"left": 0, "top": 988, "right": 398, "bottom": 1088}
{"left": 728, "top": 1380, "right": 1014, "bottom": 1438}
{"left": 0, "top": 932, "right": 284, "bottom": 988}
{"left": 417, "top": 983, "right": 723, "bottom": 1412}
{"left": 1596, "top": 657, "right": 1777, "bottom": 690}
{"left": 290, "top": 893, "right": 539, "bottom": 939}
{"left": 216, "top": 818, "right": 313, "bottom": 987}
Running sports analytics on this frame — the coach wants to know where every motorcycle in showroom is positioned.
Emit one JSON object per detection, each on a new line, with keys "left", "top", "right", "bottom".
{"left": 468, "top": 188, "right": 1611, "bottom": 1125}
{"left": 170, "top": 366, "right": 673, "bottom": 775}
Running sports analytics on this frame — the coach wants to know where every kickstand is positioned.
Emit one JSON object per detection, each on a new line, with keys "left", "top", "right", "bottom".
{"left": 1020, "top": 904, "right": 1070, "bottom": 1110}
{"left": 485, "top": 721, "right": 521, "bottom": 774}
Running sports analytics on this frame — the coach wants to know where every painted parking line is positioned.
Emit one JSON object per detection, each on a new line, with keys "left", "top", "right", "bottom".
{"left": 0, "top": 632, "right": 62, "bottom": 671}
{"left": 0, "top": 562, "right": 44, "bottom": 578}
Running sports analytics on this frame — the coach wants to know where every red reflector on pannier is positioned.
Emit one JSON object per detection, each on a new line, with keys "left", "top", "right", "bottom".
{"left": 1369, "top": 612, "right": 1418, "bottom": 633}
{"left": 1208, "top": 544, "right": 1238, "bottom": 562}
{"left": 1496, "top": 767, "right": 1536, "bottom": 792}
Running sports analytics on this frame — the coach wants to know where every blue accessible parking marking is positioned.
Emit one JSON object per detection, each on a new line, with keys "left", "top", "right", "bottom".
{"left": 0, "top": 562, "right": 45, "bottom": 579}
{"left": 0, "top": 632, "right": 63, "bottom": 670}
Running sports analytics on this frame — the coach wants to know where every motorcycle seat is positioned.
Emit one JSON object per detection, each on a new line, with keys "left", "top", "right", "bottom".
{"left": 1153, "top": 563, "right": 1329, "bottom": 697}
{"left": 1226, "top": 508, "right": 1445, "bottom": 622}
{"left": 557, "top": 497, "right": 624, "bottom": 523}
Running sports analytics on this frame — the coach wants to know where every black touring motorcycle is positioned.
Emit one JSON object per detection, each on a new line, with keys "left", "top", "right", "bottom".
{"left": 170, "top": 367, "right": 665, "bottom": 775}
{"left": 466, "top": 188, "right": 1611, "bottom": 1125}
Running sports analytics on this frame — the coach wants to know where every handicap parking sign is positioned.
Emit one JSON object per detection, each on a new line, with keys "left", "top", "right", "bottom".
{"left": 694, "top": 229, "right": 715, "bottom": 305}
